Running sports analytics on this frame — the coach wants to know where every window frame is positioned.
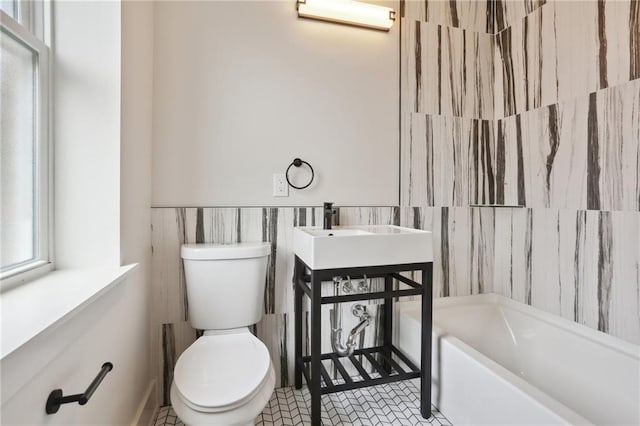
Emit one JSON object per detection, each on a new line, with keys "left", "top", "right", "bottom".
{"left": 1, "top": 6, "right": 52, "bottom": 290}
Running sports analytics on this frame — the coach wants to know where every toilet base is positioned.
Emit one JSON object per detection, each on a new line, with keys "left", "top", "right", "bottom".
{"left": 170, "top": 363, "right": 275, "bottom": 426}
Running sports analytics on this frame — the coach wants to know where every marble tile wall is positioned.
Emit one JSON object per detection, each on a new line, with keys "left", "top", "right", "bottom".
{"left": 401, "top": 0, "right": 548, "bottom": 35}
{"left": 401, "top": 18, "right": 495, "bottom": 120}
{"left": 399, "top": 0, "right": 497, "bottom": 319}
{"left": 401, "top": 113, "right": 496, "bottom": 206}
{"left": 401, "top": 0, "right": 640, "bottom": 344}
{"left": 400, "top": 0, "right": 496, "bottom": 206}
{"left": 402, "top": 0, "right": 494, "bottom": 33}
{"left": 400, "top": 207, "right": 495, "bottom": 298}
{"left": 489, "top": 0, "right": 640, "bottom": 345}
{"left": 495, "top": 0, "right": 640, "bottom": 119}
{"left": 495, "top": 80, "right": 640, "bottom": 210}
{"left": 493, "top": 208, "right": 640, "bottom": 343}
{"left": 494, "top": 0, "right": 546, "bottom": 33}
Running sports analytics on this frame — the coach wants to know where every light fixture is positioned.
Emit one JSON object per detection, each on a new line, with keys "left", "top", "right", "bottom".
{"left": 296, "top": 0, "right": 396, "bottom": 32}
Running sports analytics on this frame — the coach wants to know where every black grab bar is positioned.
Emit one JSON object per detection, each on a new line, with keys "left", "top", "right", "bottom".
{"left": 46, "top": 362, "right": 113, "bottom": 414}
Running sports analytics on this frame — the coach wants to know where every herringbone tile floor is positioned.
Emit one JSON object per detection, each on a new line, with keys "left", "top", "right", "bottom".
{"left": 154, "top": 379, "right": 452, "bottom": 425}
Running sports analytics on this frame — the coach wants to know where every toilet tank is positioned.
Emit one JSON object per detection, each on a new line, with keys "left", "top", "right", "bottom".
{"left": 181, "top": 242, "right": 270, "bottom": 330}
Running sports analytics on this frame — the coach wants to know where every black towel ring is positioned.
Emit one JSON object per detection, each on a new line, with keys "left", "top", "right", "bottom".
{"left": 286, "top": 158, "right": 314, "bottom": 190}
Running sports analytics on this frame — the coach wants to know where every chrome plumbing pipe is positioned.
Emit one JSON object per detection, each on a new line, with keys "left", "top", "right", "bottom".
{"left": 330, "top": 278, "right": 371, "bottom": 357}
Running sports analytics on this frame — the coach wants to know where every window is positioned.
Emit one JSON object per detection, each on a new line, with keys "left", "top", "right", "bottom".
{"left": 1, "top": 0, "right": 50, "bottom": 288}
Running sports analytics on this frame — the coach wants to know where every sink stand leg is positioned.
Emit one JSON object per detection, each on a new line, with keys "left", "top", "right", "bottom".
{"left": 382, "top": 274, "right": 393, "bottom": 374}
{"left": 420, "top": 263, "right": 433, "bottom": 419}
{"left": 294, "top": 258, "right": 303, "bottom": 390}
{"left": 310, "top": 271, "right": 322, "bottom": 426}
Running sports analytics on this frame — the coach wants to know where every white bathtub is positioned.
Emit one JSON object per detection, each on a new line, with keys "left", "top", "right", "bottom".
{"left": 397, "top": 294, "right": 640, "bottom": 426}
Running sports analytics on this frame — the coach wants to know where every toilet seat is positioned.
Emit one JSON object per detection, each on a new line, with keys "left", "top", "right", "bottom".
{"left": 173, "top": 332, "right": 271, "bottom": 413}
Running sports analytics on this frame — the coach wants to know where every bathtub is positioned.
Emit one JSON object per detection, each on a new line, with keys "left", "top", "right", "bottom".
{"left": 396, "top": 294, "right": 640, "bottom": 426}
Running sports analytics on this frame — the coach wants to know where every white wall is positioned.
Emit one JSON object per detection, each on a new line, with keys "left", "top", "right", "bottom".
{"left": 0, "top": 1, "right": 154, "bottom": 424}
{"left": 53, "top": 0, "right": 121, "bottom": 268}
{"left": 121, "top": 0, "right": 153, "bottom": 269}
{"left": 120, "top": 0, "right": 155, "bottom": 423}
{"left": 152, "top": 0, "right": 399, "bottom": 207}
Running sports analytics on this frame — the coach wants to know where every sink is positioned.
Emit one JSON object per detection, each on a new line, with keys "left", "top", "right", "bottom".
{"left": 305, "top": 229, "right": 373, "bottom": 237}
{"left": 293, "top": 225, "right": 433, "bottom": 270}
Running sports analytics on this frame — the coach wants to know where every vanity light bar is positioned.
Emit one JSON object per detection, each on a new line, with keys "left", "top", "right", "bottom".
{"left": 296, "top": 0, "right": 396, "bottom": 31}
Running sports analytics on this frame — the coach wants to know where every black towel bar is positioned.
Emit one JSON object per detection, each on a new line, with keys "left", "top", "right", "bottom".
{"left": 46, "top": 362, "right": 113, "bottom": 414}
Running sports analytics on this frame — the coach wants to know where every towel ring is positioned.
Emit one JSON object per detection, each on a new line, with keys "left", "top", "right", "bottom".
{"left": 286, "top": 158, "right": 314, "bottom": 190}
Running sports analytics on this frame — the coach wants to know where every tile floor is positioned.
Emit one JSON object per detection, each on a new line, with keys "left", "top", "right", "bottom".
{"left": 154, "top": 379, "right": 452, "bottom": 425}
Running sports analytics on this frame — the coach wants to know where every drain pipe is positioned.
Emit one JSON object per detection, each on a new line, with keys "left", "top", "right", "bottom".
{"left": 330, "top": 278, "right": 371, "bottom": 357}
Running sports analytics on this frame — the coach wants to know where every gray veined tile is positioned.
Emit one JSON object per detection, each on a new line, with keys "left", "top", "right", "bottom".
{"left": 292, "top": 206, "right": 322, "bottom": 228}
{"left": 493, "top": 208, "right": 531, "bottom": 305}
{"left": 493, "top": 208, "right": 640, "bottom": 345}
{"left": 401, "top": 113, "right": 495, "bottom": 207}
{"left": 590, "top": 80, "right": 640, "bottom": 212}
{"left": 496, "top": 80, "right": 640, "bottom": 212}
{"left": 160, "top": 323, "right": 175, "bottom": 407}
{"left": 400, "top": 113, "right": 434, "bottom": 207}
{"left": 495, "top": 0, "right": 638, "bottom": 119}
{"left": 400, "top": 206, "right": 494, "bottom": 299}
{"left": 401, "top": 18, "right": 494, "bottom": 120}
{"left": 494, "top": 3, "right": 559, "bottom": 118}
{"left": 632, "top": 0, "right": 640, "bottom": 80}
{"left": 275, "top": 208, "right": 299, "bottom": 316}
{"left": 496, "top": 101, "right": 589, "bottom": 209}
{"left": 336, "top": 206, "right": 400, "bottom": 226}
{"left": 494, "top": 0, "right": 547, "bottom": 33}
{"left": 151, "top": 208, "right": 196, "bottom": 324}
{"left": 263, "top": 207, "right": 279, "bottom": 315}
{"left": 403, "top": 0, "right": 494, "bottom": 34}
{"left": 528, "top": 209, "right": 578, "bottom": 317}
{"left": 157, "top": 321, "right": 197, "bottom": 407}
{"left": 445, "top": 207, "right": 495, "bottom": 297}
{"left": 256, "top": 313, "right": 293, "bottom": 388}
{"left": 606, "top": 210, "right": 640, "bottom": 342}
{"left": 201, "top": 207, "right": 242, "bottom": 243}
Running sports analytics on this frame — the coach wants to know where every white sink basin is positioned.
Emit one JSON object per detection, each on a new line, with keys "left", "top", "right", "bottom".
{"left": 304, "top": 229, "right": 373, "bottom": 237}
{"left": 293, "top": 225, "right": 433, "bottom": 270}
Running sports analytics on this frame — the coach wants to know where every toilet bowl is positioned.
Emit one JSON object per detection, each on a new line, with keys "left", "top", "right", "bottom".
{"left": 170, "top": 329, "right": 275, "bottom": 426}
{"left": 171, "top": 242, "right": 275, "bottom": 425}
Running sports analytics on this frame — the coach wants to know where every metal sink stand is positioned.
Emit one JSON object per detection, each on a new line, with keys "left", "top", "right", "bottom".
{"left": 294, "top": 256, "right": 433, "bottom": 426}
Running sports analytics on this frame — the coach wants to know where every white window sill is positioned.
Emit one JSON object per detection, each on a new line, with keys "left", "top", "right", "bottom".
{"left": 0, "top": 264, "right": 136, "bottom": 360}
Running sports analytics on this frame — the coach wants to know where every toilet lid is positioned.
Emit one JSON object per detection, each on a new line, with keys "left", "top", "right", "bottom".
{"left": 174, "top": 333, "right": 271, "bottom": 409}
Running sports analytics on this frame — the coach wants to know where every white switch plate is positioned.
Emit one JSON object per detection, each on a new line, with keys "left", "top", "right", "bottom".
{"left": 273, "top": 173, "right": 289, "bottom": 197}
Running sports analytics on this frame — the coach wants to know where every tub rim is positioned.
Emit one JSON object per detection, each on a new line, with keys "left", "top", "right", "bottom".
{"left": 396, "top": 294, "right": 639, "bottom": 426}
{"left": 430, "top": 293, "right": 639, "bottom": 359}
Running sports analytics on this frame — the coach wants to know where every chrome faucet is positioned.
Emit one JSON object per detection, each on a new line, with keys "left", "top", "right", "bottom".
{"left": 323, "top": 202, "right": 334, "bottom": 230}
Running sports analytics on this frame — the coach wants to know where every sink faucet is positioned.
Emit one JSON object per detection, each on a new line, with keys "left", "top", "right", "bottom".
{"left": 323, "top": 202, "right": 334, "bottom": 230}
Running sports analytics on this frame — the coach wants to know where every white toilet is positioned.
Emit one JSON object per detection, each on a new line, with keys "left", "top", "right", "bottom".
{"left": 171, "top": 242, "right": 275, "bottom": 426}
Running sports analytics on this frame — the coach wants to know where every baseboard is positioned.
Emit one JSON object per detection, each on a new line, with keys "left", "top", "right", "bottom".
{"left": 131, "top": 379, "right": 157, "bottom": 426}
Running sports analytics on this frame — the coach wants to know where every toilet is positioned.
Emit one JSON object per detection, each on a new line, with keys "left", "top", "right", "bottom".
{"left": 171, "top": 242, "right": 275, "bottom": 426}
